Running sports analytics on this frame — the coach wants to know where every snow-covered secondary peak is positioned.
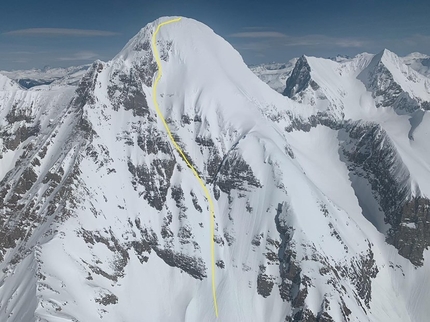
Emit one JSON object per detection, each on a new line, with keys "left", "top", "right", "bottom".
{"left": 376, "top": 48, "right": 413, "bottom": 71}
{"left": 282, "top": 53, "right": 376, "bottom": 119}
{"left": 358, "top": 48, "right": 430, "bottom": 109}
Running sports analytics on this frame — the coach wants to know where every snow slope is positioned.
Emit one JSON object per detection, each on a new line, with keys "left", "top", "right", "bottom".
{"left": 0, "top": 17, "right": 430, "bottom": 322}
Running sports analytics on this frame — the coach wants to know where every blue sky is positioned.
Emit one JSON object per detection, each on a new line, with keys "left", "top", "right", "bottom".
{"left": 1, "top": 0, "right": 429, "bottom": 70}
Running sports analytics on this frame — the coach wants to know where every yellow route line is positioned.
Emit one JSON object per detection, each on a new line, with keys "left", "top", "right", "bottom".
{"left": 151, "top": 17, "right": 219, "bottom": 318}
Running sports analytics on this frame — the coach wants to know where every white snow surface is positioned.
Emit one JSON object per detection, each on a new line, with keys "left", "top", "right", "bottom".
{"left": 0, "top": 17, "right": 430, "bottom": 322}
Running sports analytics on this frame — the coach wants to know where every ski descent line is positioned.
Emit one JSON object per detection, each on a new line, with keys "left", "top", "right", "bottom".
{"left": 151, "top": 17, "right": 219, "bottom": 318}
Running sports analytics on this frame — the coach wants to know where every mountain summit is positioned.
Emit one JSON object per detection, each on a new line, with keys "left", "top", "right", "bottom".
{"left": 1, "top": 17, "right": 430, "bottom": 322}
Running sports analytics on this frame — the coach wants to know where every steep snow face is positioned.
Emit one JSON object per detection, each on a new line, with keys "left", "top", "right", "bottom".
{"left": 1, "top": 17, "right": 430, "bottom": 322}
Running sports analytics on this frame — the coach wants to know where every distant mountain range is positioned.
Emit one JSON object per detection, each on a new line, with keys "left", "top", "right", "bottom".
{"left": 0, "top": 64, "right": 91, "bottom": 88}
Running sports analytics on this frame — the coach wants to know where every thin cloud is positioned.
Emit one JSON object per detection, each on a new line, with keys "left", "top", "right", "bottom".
{"left": 12, "top": 59, "right": 28, "bottom": 63}
{"left": 242, "top": 27, "right": 271, "bottom": 31}
{"left": 232, "top": 33, "right": 368, "bottom": 52}
{"left": 283, "top": 35, "right": 367, "bottom": 48}
{"left": 229, "top": 31, "right": 287, "bottom": 38}
{"left": 58, "top": 51, "right": 99, "bottom": 61}
{"left": 401, "top": 34, "right": 430, "bottom": 46}
{"left": 234, "top": 42, "right": 271, "bottom": 51}
{"left": 376, "top": 34, "right": 430, "bottom": 55}
{"left": 3, "top": 28, "right": 120, "bottom": 37}
{"left": 229, "top": 29, "right": 367, "bottom": 48}
{"left": 9, "top": 51, "right": 34, "bottom": 55}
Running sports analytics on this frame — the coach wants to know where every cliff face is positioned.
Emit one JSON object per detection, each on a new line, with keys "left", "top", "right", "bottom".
{"left": 390, "top": 197, "right": 430, "bottom": 266}
{"left": 283, "top": 56, "right": 315, "bottom": 98}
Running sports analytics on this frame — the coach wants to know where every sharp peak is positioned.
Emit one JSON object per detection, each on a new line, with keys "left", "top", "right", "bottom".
{"left": 298, "top": 55, "right": 321, "bottom": 63}
{"left": 137, "top": 16, "right": 204, "bottom": 34}
{"left": 380, "top": 48, "right": 395, "bottom": 54}
{"left": 366, "top": 48, "right": 404, "bottom": 70}
{"left": 375, "top": 48, "right": 399, "bottom": 60}
{"left": 361, "top": 48, "right": 426, "bottom": 83}
{"left": 299, "top": 54, "right": 309, "bottom": 60}
{"left": 114, "top": 16, "right": 213, "bottom": 62}
{"left": 294, "top": 55, "right": 312, "bottom": 67}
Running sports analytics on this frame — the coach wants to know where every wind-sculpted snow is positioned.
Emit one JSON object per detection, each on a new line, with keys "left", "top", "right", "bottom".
{"left": 1, "top": 16, "right": 430, "bottom": 322}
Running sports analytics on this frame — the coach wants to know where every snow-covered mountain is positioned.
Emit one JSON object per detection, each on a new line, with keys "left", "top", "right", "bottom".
{"left": 1, "top": 16, "right": 430, "bottom": 322}
{"left": 0, "top": 65, "right": 91, "bottom": 89}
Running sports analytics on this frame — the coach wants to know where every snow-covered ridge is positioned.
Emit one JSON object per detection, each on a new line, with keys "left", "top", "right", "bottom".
{"left": 0, "top": 73, "right": 21, "bottom": 91}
